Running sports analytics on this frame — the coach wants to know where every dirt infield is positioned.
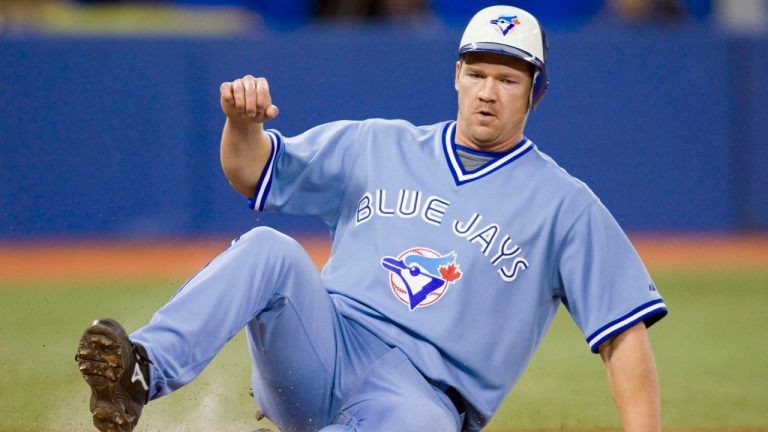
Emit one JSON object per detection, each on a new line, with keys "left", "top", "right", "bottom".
{"left": 1, "top": 234, "right": 767, "bottom": 282}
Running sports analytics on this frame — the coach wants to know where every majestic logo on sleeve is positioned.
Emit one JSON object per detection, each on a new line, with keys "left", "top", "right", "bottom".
{"left": 490, "top": 15, "right": 521, "bottom": 36}
{"left": 381, "top": 247, "right": 462, "bottom": 311}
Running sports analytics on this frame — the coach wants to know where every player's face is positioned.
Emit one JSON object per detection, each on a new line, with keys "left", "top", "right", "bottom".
{"left": 454, "top": 52, "right": 533, "bottom": 153}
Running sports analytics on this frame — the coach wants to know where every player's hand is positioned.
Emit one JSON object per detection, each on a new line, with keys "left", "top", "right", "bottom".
{"left": 220, "top": 75, "right": 279, "bottom": 124}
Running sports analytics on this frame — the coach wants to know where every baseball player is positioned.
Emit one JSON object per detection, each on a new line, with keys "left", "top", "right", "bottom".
{"left": 76, "top": 5, "right": 667, "bottom": 432}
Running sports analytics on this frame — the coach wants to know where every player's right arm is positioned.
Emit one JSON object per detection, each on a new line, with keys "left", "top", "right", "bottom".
{"left": 219, "top": 75, "right": 279, "bottom": 199}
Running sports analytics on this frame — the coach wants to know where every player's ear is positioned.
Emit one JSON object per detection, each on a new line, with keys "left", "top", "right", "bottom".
{"left": 455, "top": 60, "right": 462, "bottom": 91}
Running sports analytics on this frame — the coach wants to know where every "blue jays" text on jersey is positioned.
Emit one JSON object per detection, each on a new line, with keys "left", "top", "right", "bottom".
{"left": 356, "top": 189, "right": 529, "bottom": 284}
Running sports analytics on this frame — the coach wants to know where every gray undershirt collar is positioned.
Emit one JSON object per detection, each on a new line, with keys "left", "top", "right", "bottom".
{"left": 456, "top": 148, "right": 495, "bottom": 172}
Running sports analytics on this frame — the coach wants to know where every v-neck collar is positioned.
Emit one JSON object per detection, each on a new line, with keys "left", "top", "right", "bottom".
{"left": 442, "top": 121, "right": 534, "bottom": 186}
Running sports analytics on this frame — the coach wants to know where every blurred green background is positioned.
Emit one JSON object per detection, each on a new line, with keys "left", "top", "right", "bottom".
{"left": 1, "top": 267, "right": 766, "bottom": 431}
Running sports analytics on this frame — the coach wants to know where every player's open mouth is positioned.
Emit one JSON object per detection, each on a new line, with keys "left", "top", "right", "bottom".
{"left": 476, "top": 110, "right": 496, "bottom": 120}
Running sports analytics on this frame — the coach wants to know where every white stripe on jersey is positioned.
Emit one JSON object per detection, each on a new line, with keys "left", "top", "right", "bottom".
{"left": 587, "top": 301, "right": 668, "bottom": 352}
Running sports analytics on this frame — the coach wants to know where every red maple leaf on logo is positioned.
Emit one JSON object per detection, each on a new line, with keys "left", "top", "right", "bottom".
{"left": 513, "top": 18, "right": 521, "bottom": 25}
{"left": 439, "top": 263, "right": 462, "bottom": 283}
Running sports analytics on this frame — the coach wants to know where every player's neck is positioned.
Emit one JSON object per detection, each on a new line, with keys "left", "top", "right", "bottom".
{"left": 454, "top": 126, "right": 525, "bottom": 154}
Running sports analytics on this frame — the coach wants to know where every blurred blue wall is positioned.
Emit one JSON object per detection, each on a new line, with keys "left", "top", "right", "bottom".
{"left": 1, "top": 24, "right": 766, "bottom": 240}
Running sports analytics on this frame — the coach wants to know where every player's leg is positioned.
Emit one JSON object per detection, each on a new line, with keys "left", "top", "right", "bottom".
{"left": 130, "top": 227, "right": 337, "bottom": 398}
{"left": 322, "top": 348, "right": 463, "bottom": 432}
{"left": 241, "top": 275, "right": 464, "bottom": 432}
{"left": 238, "top": 229, "right": 346, "bottom": 432}
{"left": 77, "top": 227, "right": 339, "bottom": 431}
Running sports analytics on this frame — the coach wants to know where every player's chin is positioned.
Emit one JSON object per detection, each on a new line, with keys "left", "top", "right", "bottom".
{"left": 470, "top": 114, "right": 502, "bottom": 130}
{"left": 468, "top": 127, "right": 501, "bottom": 146}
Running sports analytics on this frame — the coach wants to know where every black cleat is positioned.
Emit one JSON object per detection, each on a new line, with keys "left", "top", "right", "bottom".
{"left": 76, "top": 319, "right": 151, "bottom": 432}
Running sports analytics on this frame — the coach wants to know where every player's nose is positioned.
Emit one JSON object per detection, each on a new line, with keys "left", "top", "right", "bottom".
{"left": 477, "top": 78, "right": 497, "bottom": 102}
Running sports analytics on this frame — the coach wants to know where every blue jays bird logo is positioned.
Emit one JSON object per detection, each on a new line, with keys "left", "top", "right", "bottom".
{"left": 381, "top": 247, "right": 463, "bottom": 311}
{"left": 490, "top": 15, "right": 521, "bottom": 36}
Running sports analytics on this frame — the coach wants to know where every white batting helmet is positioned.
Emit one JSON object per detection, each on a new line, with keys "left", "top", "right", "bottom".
{"left": 459, "top": 5, "right": 549, "bottom": 109}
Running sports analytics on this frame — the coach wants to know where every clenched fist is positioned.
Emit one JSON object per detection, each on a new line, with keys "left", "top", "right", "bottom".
{"left": 220, "top": 75, "right": 279, "bottom": 124}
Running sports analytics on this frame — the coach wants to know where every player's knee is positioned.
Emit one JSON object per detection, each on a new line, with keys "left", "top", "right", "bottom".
{"left": 231, "top": 227, "right": 317, "bottom": 275}
{"left": 237, "top": 227, "right": 303, "bottom": 255}
{"left": 240, "top": 226, "right": 287, "bottom": 242}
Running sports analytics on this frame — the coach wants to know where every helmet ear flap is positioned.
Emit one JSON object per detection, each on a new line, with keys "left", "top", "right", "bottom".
{"left": 530, "top": 64, "right": 549, "bottom": 110}
{"left": 529, "top": 69, "right": 539, "bottom": 110}
{"left": 529, "top": 23, "right": 548, "bottom": 110}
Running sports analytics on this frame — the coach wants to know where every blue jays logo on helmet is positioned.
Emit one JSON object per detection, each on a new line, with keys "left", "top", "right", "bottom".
{"left": 490, "top": 15, "right": 521, "bottom": 36}
{"left": 381, "top": 247, "right": 463, "bottom": 311}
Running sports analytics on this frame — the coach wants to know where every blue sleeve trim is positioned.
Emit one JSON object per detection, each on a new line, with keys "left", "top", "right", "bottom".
{"left": 586, "top": 299, "right": 668, "bottom": 354}
{"left": 247, "top": 131, "right": 281, "bottom": 211}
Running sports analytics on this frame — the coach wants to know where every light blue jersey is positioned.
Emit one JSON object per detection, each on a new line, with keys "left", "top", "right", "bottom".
{"left": 250, "top": 119, "right": 667, "bottom": 429}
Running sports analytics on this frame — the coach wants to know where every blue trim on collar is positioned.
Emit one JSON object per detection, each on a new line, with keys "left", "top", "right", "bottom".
{"left": 442, "top": 122, "right": 463, "bottom": 186}
{"left": 442, "top": 121, "right": 534, "bottom": 186}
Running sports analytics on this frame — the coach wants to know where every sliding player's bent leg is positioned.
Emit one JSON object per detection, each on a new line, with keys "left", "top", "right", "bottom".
{"left": 243, "top": 229, "right": 343, "bottom": 432}
{"left": 130, "top": 226, "right": 338, "bottom": 423}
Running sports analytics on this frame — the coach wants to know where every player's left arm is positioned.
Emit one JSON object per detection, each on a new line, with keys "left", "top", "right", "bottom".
{"left": 598, "top": 321, "right": 661, "bottom": 432}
